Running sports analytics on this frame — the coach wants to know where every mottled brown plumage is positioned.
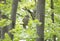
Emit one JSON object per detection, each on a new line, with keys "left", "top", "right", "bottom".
{"left": 23, "top": 15, "right": 30, "bottom": 28}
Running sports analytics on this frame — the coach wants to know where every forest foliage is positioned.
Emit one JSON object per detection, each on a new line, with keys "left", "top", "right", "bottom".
{"left": 0, "top": 0, "right": 60, "bottom": 41}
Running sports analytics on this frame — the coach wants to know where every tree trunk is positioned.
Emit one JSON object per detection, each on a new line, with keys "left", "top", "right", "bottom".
{"left": 0, "top": 11, "right": 1, "bottom": 38}
{"left": 36, "top": 0, "right": 45, "bottom": 41}
{"left": 51, "top": 0, "right": 56, "bottom": 41}
{"left": 8, "top": 0, "right": 19, "bottom": 40}
{"left": 0, "top": 10, "right": 4, "bottom": 39}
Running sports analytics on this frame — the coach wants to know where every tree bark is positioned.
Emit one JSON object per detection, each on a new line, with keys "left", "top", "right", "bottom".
{"left": 51, "top": 0, "right": 54, "bottom": 23}
{"left": 51, "top": 0, "right": 56, "bottom": 41}
{"left": 36, "top": 0, "right": 45, "bottom": 41}
{"left": 8, "top": 0, "right": 19, "bottom": 40}
{"left": 0, "top": 10, "right": 4, "bottom": 39}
